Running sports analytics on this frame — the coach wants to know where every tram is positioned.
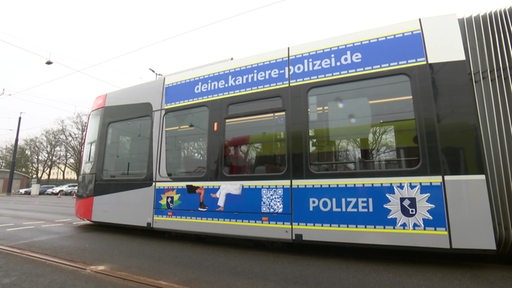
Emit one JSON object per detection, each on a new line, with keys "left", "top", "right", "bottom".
{"left": 76, "top": 7, "right": 512, "bottom": 254}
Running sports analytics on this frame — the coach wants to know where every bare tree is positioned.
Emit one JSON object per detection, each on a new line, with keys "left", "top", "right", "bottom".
{"left": 0, "top": 144, "right": 10, "bottom": 169}
{"left": 0, "top": 143, "right": 33, "bottom": 176}
{"left": 368, "top": 126, "right": 395, "bottom": 160}
{"left": 58, "top": 112, "right": 87, "bottom": 180}
{"left": 14, "top": 145, "right": 31, "bottom": 176}
{"left": 1, "top": 112, "right": 87, "bottom": 182}
{"left": 40, "top": 128, "right": 63, "bottom": 181}
{"left": 23, "top": 137, "right": 45, "bottom": 182}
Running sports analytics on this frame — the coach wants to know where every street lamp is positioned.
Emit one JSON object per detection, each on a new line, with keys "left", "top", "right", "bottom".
{"left": 6, "top": 113, "right": 22, "bottom": 196}
{"left": 149, "top": 68, "right": 162, "bottom": 79}
{"left": 45, "top": 53, "right": 53, "bottom": 65}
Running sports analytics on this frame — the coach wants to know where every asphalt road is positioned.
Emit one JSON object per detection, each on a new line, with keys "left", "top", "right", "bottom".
{"left": 1, "top": 194, "right": 512, "bottom": 288}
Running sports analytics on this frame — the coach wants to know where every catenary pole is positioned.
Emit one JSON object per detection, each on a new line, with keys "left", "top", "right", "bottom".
{"left": 6, "top": 113, "right": 22, "bottom": 196}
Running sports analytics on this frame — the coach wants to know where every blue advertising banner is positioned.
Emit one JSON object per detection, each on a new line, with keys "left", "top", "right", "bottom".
{"left": 154, "top": 178, "right": 447, "bottom": 235}
{"left": 288, "top": 30, "right": 425, "bottom": 84}
{"left": 164, "top": 57, "right": 288, "bottom": 107}
{"left": 292, "top": 179, "right": 448, "bottom": 233}
{"left": 154, "top": 182, "right": 292, "bottom": 225}
{"left": 165, "top": 30, "right": 426, "bottom": 107}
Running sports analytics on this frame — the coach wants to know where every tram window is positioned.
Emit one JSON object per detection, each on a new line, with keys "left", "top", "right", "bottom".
{"left": 102, "top": 116, "right": 151, "bottom": 178}
{"left": 81, "top": 110, "right": 101, "bottom": 175}
{"left": 165, "top": 107, "right": 208, "bottom": 177}
{"left": 308, "top": 75, "right": 419, "bottom": 172}
{"left": 224, "top": 101, "right": 286, "bottom": 175}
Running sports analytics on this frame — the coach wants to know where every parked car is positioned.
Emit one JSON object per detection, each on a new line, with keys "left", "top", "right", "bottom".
{"left": 63, "top": 185, "right": 78, "bottom": 195}
{"left": 18, "top": 188, "right": 31, "bottom": 195}
{"left": 47, "top": 183, "right": 78, "bottom": 195}
{"left": 39, "top": 185, "right": 56, "bottom": 195}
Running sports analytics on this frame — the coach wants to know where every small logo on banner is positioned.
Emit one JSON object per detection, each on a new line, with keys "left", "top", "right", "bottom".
{"left": 159, "top": 188, "right": 181, "bottom": 209}
{"left": 400, "top": 197, "right": 417, "bottom": 218}
{"left": 166, "top": 196, "right": 174, "bottom": 209}
{"left": 384, "top": 183, "right": 434, "bottom": 229}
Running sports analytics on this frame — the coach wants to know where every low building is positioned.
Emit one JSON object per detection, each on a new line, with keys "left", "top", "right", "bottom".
{"left": 0, "top": 169, "right": 30, "bottom": 194}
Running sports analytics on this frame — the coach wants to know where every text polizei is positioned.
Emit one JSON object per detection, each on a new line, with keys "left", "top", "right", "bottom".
{"left": 309, "top": 197, "right": 373, "bottom": 212}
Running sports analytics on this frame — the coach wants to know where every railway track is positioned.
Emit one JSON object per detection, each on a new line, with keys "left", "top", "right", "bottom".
{"left": 0, "top": 245, "right": 187, "bottom": 288}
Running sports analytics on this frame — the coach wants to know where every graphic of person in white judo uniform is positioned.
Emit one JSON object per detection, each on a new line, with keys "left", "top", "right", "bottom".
{"left": 210, "top": 183, "right": 243, "bottom": 211}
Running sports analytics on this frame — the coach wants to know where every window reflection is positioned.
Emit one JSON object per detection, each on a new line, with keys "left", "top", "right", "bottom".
{"left": 224, "top": 98, "right": 286, "bottom": 175}
{"left": 308, "top": 75, "right": 419, "bottom": 172}
{"left": 165, "top": 107, "right": 208, "bottom": 177}
{"left": 102, "top": 116, "right": 151, "bottom": 178}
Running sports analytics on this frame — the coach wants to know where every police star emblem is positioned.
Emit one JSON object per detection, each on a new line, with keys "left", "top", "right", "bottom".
{"left": 384, "top": 183, "right": 435, "bottom": 229}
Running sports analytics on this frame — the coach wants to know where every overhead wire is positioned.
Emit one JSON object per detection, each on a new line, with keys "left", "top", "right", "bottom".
{"left": 1, "top": 0, "right": 284, "bottom": 99}
{"left": 0, "top": 37, "right": 122, "bottom": 96}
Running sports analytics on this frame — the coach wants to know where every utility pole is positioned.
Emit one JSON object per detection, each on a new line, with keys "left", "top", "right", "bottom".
{"left": 6, "top": 113, "right": 22, "bottom": 196}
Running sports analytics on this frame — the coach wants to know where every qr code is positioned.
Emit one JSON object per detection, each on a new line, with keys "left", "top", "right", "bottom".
{"left": 261, "top": 188, "right": 283, "bottom": 213}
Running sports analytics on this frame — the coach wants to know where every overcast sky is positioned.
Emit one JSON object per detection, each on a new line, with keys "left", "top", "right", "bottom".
{"left": 1, "top": 0, "right": 510, "bottom": 145}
